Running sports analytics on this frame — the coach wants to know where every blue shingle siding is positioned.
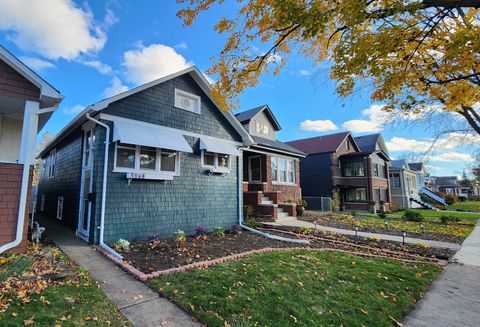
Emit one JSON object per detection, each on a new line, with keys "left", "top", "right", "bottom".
{"left": 88, "top": 74, "right": 242, "bottom": 244}
{"left": 37, "top": 128, "right": 83, "bottom": 230}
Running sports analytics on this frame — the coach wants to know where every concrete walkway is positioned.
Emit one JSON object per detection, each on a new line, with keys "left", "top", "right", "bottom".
{"left": 265, "top": 218, "right": 461, "bottom": 250}
{"left": 39, "top": 217, "right": 199, "bottom": 327}
{"left": 403, "top": 221, "right": 480, "bottom": 327}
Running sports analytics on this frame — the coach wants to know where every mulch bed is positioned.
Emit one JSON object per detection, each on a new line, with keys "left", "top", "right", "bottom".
{"left": 116, "top": 228, "right": 453, "bottom": 275}
{"left": 299, "top": 212, "right": 466, "bottom": 244}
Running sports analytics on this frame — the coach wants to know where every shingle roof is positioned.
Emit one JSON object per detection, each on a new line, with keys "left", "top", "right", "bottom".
{"left": 286, "top": 132, "right": 350, "bottom": 154}
{"left": 409, "top": 163, "right": 423, "bottom": 172}
{"left": 235, "top": 105, "right": 281, "bottom": 131}
{"left": 253, "top": 136, "right": 306, "bottom": 156}
{"left": 390, "top": 159, "right": 409, "bottom": 169}
{"left": 354, "top": 134, "right": 380, "bottom": 153}
{"left": 434, "top": 176, "right": 458, "bottom": 186}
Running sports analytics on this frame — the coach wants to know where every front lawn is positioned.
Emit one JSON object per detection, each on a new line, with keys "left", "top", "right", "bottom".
{"left": 387, "top": 209, "right": 480, "bottom": 223}
{"left": 0, "top": 245, "right": 130, "bottom": 326}
{"left": 447, "top": 201, "right": 480, "bottom": 213}
{"left": 149, "top": 250, "right": 442, "bottom": 327}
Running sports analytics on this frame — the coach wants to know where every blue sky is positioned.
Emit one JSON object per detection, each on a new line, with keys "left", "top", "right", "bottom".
{"left": 0, "top": 0, "right": 477, "bottom": 177}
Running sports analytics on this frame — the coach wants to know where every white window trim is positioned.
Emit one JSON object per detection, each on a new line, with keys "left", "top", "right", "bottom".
{"left": 47, "top": 148, "right": 56, "bottom": 179}
{"left": 271, "top": 156, "right": 296, "bottom": 186}
{"left": 56, "top": 196, "right": 64, "bottom": 220}
{"left": 113, "top": 142, "right": 181, "bottom": 178}
{"left": 201, "top": 150, "right": 231, "bottom": 173}
{"left": 174, "top": 88, "right": 201, "bottom": 114}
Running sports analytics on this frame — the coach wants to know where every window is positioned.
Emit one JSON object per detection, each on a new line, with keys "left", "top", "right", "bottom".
{"left": 174, "top": 88, "right": 201, "bottom": 114}
{"left": 56, "top": 196, "right": 64, "bottom": 220}
{"left": 373, "top": 164, "right": 379, "bottom": 177}
{"left": 202, "top": 151, "right": 230, "bottom": 172}
{"left": 390, "top": 173, "right": 400, "bottom": 187}
{"left": 46, "top": 149, "right": 56, "bottom": 178}
{"left": 374, "top": 188, "right": 388, "bottom": 202}
{"left": 271, "top": 156, "right": 295, "bottom": 184}
{"left": 256, "top": 122, "right": 270, "bottom": 135}
{"left": 346, "top": 141, "right": 350, "bottom": 151}
{"left": 345, "top": 188, "right": 367, "bottom": 202}
{"left": 342, "top": 161, "right": 364, "bottom": 177}
{"left": 114, "top": 143, "right": 180, "bottom": 175}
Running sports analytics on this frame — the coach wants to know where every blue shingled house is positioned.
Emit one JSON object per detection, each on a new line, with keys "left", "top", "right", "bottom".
{"left": 37, "top": 67, "right": 254, "bottom": 250}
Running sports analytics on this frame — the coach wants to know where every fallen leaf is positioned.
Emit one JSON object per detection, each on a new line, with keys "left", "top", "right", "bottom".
{"left": 11, "top": 312, "right": 17, "bottom": 317}
{"left": 23, "top": 318, "right": 34, "bottom": 325}
{"left": 84, "top": 316, "right": 92, "bottom": 321}
{"left": 361, "top": 309, "right": 368, "bottom": 315}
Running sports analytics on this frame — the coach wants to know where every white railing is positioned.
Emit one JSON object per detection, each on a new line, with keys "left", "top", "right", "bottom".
{"left": 420, "top": 187, "right": 446, "bottom": 205}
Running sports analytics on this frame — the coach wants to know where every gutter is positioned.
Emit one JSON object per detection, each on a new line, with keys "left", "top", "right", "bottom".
{"left": 0, "top": 103, "right": 55, "bottom": 254}
{"left": 85, "top": 113, "right": 123, "bottom": 260}
{"left": 237, "top": 147, "right": 309, "bottom": 244}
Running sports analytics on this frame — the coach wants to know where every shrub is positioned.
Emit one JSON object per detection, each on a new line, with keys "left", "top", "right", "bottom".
{"left": 195, "top": 225, "right": 207, "bottom": 236}
{"left": 440, "top": 215, "right": 460, "bottom": 224}
{"left": 298, "top": 226, "right": 313, "bottom": 235}
{"left": 351, "top": 210, "right": 357, "bottom": 217}
{"left": 115, "top": 238, "right": 130, "bottom": 251}
{"left": 378, "top": 212, "right": 387, "bottom": 219}
{"left": 244, "top": 216, "right": 260, "bottom": 228}
{"left": 445, "top": 194, "right": 458, "bottom": 205}
{"left": 243, "top": 205, "right": 254, "bottom": 218}
{"left": 389, "top": 202, "right": 403, "bottom": 213}
{"left": 331, "top": 191, "right": 340, "bottom": 212}
{"left": 213, "top": 227, "right": 225, "bottom": 237}
{"left": 174, "top": 229, "right": 186, "bottom": 242}
{"left": 296, "top": 199, "right": 308, "bottom": 207}
{"left": 402, "top": 210, "right": 424, "bottom": 222}
{"left": 339, "top": 214, "right": 353, "bottom": 221}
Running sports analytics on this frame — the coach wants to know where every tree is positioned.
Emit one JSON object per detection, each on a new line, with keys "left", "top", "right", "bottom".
{"left": 177, "top": 0, "right": 480, "bottom": 134}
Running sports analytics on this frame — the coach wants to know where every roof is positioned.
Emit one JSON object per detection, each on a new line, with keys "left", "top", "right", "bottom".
{"left": 39, "top": 66, "right": 253, "bottom": 157}
{"left": 235, "top": 105, "right": 281, "bottom": 131}
{"left": 354, "top": 133, "right": 390, "bottom": 159}
{"left": 286, "top": 132, "right": 353, "bottom": 154}
{"left": 434, "top": 176, "right": 459, "bottom": 186}
{"left": 409, "top": 163, "right": 424, "bottom": 172}
{"left": 252, "top": 136, "right": 306, "bottom": 157}
{"left": 390, "top": 159, "right": 409, "bottom": 169}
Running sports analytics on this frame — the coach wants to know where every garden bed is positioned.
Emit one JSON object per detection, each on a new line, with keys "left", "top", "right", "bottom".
{"left": 300, "top": 211, "right": 471, "bottom": 243}
{"left": 115, "top": 227, "right": 452, "bottom": 275}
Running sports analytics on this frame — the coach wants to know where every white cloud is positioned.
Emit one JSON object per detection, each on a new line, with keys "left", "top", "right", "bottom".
{"left": 0, "top": 0, "right": 108, "bottom": 60}
{"left": 386, "top": 133, "right": 480, "bottom": 153}
{"left": 299, "top": 119, "right": 338, "bottom": 132}
{"left": 63, "top": 104, "right": 85, "bottom": 115}
{"left": 430, "top": 152, "right": 474, "bottom": 162}
{"left": 342, "top": 104, "right": 387, "bottom": 132}
{"left": 122, "top": 43, "right": 193, "bottom": 85}
{"left": 19, "top": 56, "right": 55, "bottom": 71}
{"left": 79, "top": 60, "right": 112, "bottom": 75}
{"left": 174, "top": 41, "right": 188, "bottom": 50}
{"left": 299, "top": 69, "right": 311, "bottom": 76}
{"left": 102, "top": 76, "right": 129, "bottom": 98}
{"left": 386, "top": 137, "right": 433, "bottom": 153}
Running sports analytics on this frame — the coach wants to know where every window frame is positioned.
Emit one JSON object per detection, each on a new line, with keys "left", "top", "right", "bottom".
{"left": 47, "top": 148, "right": 56, "bottom": 179}
{"left": 113, "top": 142, "right": 181, "bottom": 177}
{"left": 201, "top": 150, "right": 231, "bottom": 173}
{"left": 56, "top": 196, "right": 64, "bottom": 220}
{"left": 271, "top": 156, "right": 296, "bottom": 185}
{"left": 344, "top": 188, "right": 367, "bottom": 202}
{"left": 342, "top": 161, "right": 365, "bottom": 177}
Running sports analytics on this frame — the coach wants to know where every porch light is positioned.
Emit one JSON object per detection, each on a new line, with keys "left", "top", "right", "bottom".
{"left": 355, "top": 226, "right": 359, "bottom": 238}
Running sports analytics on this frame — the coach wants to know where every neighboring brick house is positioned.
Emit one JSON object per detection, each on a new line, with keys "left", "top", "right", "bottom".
{"left": 235, "top": 105, "right": 306, "bottom": 221}
{"left": 287, "top": 132, "right": 391, "bottom": 211}
{"left": 37, "top": 67, "right": 254, "bottom": 250}
{"left": 0, "top": 45, "right": 62, "bottom": 253}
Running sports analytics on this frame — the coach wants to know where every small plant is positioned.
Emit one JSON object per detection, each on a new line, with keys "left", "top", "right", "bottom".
{"left": 244, "top": 216, "right": 260, "bottom": 228}
{"left": 231, "top": 224, "right": 242, "bottom": 234}
{"left": 195, "top": 225, "right": 207, "bottom": 236}
{"left": 331, "top": 191, "right": 340, "bottom": 212}
{"left": 351, "top": 210, "right": 357, "bottom": 217}
{"left": 243, "top": 205, "right": 254, "bottom": 218}
{"left": 440, "top": 215, "right": 460, "bottom": 224}
{"left": 377, "top": 212, "right": 387, "bottom": 219}
{"left": 389, "top": 202, "right": 402, "bottom": 212}
{"left": 174, "top": 229, "right": 186, "bottom": 242}
{"left": 213, "top": 227, "right": 225, "bottom": 237}
{"left": 298, "top": 226, "right": 313, "bottom": 235}
{"left": 339, "top": 214, "right": 353, "bottom": 221}
{"left": 402, "top": 210, "right": 424, "bottom": 222}
{"left": 115, "top": 238, "right": 130, "bottom": 251}
{"left": 296, "top": 199, "right": 308, "bottom": 207}
{"left": 284, "top": 198, "right": 294, "bottom": 204}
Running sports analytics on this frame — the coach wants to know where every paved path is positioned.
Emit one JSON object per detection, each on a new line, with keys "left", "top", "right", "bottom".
{"left": 265, "top": 218, "right": 461, "bottom": 250}
{"left": 403, "top": 220, "right": 480, "bottom": 327}
{"left": 39, "top": 217, "right": 199, "bottom": 327}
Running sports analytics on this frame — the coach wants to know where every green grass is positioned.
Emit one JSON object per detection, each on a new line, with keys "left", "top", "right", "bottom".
{"left": 365, "top": 209, "right": 480, "bottom": 223}
{"left": 0, "top": 250, "right": 130, "bottom": 327}
{"left": 447, "top": 201, "right": 480, "bottom": 212}
{"left": 149, "top": 250, "right": 442, "bottom": 327}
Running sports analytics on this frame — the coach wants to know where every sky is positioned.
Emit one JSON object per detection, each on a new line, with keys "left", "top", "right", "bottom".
{"left": 0, "top": 0, "right": 478, "bottom": 177}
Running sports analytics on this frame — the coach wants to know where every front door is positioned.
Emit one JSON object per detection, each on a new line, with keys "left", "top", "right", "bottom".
{"left": 248, "top": 156, "right": 262, "bottom": 182}
{"left": 77, "top": 128, "right": 94, "bottom": 241}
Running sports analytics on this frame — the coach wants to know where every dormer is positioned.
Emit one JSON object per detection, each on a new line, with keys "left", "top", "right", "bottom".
{"left": 235, "top": 105, "right": 281, "bottom": 141}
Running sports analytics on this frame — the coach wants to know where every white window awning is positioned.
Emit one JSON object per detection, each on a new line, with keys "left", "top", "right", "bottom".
{"left": 113, "top": 120, "right": 193, "bottom": 153}
{"left": 200, "top": 137, "right": 240, "bottom": 156}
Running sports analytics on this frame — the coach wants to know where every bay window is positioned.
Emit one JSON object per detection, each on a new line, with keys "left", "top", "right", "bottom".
{"left": 342, "top": 161, "right": 365, "bottom": 177}
{"left": 271, "top": 156, "right": 295, "bottom": 184}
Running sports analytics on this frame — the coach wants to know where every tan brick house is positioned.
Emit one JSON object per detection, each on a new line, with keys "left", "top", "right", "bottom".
{"left": 236, "top": 105, "right": 306, "bottom": 221}
{"left": 0, "top": 45, "right": 62, "bottom": 253}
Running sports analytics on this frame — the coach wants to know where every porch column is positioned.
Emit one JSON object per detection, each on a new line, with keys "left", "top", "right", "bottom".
{"left": 19, "top": 101, "right": 39, "bottom": 165}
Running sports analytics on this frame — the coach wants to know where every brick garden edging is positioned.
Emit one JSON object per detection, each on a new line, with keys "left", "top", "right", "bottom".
{"left": 97, "top": 245, "right": 446, "bottom": 282}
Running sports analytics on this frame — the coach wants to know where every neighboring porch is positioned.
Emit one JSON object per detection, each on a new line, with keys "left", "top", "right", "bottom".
{"left": 336, "top": 183, "right": 390, "bottom": 212}
{"left": 242, "top": 150, "right": 301, "bottom": 221}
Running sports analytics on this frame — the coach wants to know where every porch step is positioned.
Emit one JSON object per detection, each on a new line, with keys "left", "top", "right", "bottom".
{"left": 277, "top": 207, "right": 293, "bottom": 219}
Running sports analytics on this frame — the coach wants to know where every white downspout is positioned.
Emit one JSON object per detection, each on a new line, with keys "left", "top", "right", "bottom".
{"left": 0, "top": 101, "right": 40, "bottom": 254}
{"left": 85, "top": 113, "right": 123, "bottom": 260}
{"left": 237, "top": 148, "right": 309, "bottom": 244}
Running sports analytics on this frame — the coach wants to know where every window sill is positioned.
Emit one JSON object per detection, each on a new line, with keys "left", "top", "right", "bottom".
{"left": 203, "top": 166, "right": 231, "bottom": 175}
{"left": 114, "top": 169, "right": 178, "bottom": 181}
{"left": 272, "top": 181, "right": 297, "bottom": 186}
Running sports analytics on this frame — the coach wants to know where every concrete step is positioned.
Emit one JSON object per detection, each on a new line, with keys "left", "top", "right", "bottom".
{"left": 261, "top": 200, "right": 273, "bottom": 205}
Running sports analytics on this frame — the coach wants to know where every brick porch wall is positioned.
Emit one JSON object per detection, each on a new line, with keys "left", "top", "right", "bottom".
{"left": 0, "top": 163, "right": 33, "bottom": 253}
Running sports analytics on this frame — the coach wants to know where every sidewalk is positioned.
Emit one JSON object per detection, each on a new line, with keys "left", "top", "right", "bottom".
{"left": 39, "top": 217, "right": 199, "bottom": 327}
{"left": 265, "top": 218, "right": 461, "bottom": 250}
{"left": 403, "top": 221, "right": 480, "bottom": 327}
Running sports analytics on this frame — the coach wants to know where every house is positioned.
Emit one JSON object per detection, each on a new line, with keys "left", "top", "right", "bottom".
{"left": 0, "top": 45, "right": 63, "bottom": 253}
{"left": 433, "top": 176, "right": 471, "bottom": 200}
{"left": 37, "top": 66, "right": 254, "bottom": 249}
{"left": 287, "top": 132, "right": 391, "bottom": 211}
{"left": 235, "top": 105, "right": 305, "bottom": 221}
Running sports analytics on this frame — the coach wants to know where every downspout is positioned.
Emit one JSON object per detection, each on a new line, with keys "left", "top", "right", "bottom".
{"left": 237, "top": 148, "right": 309, "bottom": 244}
{"left": 0, "top": 102, "right": 44, "bottom": 254}
{"left": 85, "top": 113, "right": 123, "bottom": 260}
